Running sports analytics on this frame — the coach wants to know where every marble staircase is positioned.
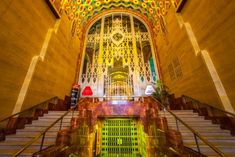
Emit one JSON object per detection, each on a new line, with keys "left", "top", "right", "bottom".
{"left": 159, "top": 110, "right": 235, "bottom": 157}
{"left": 0, "top": 111, "right": 77, "bottom": 157}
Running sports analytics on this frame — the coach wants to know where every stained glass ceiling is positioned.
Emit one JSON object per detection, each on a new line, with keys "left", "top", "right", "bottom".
{"left": 63, "top": 0, "right": 171, "bottom": 33}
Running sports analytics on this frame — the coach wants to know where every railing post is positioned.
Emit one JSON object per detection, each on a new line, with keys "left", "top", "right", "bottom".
{"left": 40, "top": 133, "right": 46, "bottom": 151}
{"left": 163, "top": 107, "right": 166, "bottom": 117}
{"left": 175, "top": 117, "right": 179, "bottom": 131}
{"left": 59, "top": 117, "right": 63, "bottom": 130}
{"left": 151, "top": 96, "right": 227, "bottom": 157}
{"left": 193, "top": 133, "right": 200, "bottom": 153}
{"left": 72, "top": 108, "right": 75, "bottom": 119}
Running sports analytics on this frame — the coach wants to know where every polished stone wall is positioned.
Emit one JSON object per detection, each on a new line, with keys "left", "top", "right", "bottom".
{"left": 156, "top": 1, "right": 235, "bottom": 110}
{"left": 0, "top": 0, "right": 82, "bottom": 119}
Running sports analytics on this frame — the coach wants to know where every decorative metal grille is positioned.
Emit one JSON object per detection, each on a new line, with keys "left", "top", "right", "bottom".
{"left": 101, "top": 118, "right": 140, "bottom": 157}
{"left": 80, "top": 13, "right": 158, "bottom": 98}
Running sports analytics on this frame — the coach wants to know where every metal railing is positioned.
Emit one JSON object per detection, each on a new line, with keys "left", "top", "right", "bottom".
{"left": 0, "top": 97, "right": 58, "bottom": 123}
{"left": 13, "top": 110, "right": 69, "bottom": 156}
{"left": 182, "top": 95, "right": 235, "bottom": 117}
{"left": 13, "top": 98, "right": 85, "bottom": 157}
{"left": 151, "top": 96, "right": 227, "bottom": 157}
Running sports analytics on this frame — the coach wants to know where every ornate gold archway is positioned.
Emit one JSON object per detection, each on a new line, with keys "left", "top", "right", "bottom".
{"left": 75, "top": 9, "right": 164, "bottom": 84}
{"left": 76, "top": 11, "right": 163, "bottom": 99}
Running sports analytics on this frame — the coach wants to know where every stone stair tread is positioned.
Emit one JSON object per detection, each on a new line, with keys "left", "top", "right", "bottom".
{"left": 0, "top": 141, "right": 54, "bottom": 146}
{"left": 31, "top": 121, "right": 71, "bottom": 124}
{"left": 6, "top": 134, "right": 57, "bottom": 138}
{"left": 167, "top": 120, "right": 208, "bottom": 123}
{"left": 1, "top": 109, "right": 235, "bottom": 157}
{"left": 180, "top": 132, "right": 230, "bottom": 136}
{"left": 169, "top": 124, "right": 219, "bottom": 127}
{"left": 25, "top": 123, "right": 70, "bottom": 127}
{"left": 167, "top": 119, "right": 212, "bottom": 122}
{"left": 37, "top": 118, "right": 72, "bottom": 121}
{"left": 22, "top": 127, "right": 68, "bottom": 130}
{"left": 177, "top": 130, "right": 230, "bottom": 133}
{"left": 184, "top": 142, "right": 235, "bottom": 146}
{"left": 41, "top": 116, "right": 71, "bottom": 118}
{"left": 182, "top": 135, "right": 234, "bottom": 140}
{"left": 0, "top": 111, "right": 72, "bottom": 156}
{"left": 16, "top": 130, "right": 58, "bottom": 133}
{"left": 169, "top": 127, "right": 222, "bottom": 131}
{"left": 168, "top": 124, "right": 214, "bottom": 127}
{"left": 0, "top": 149, "right": 38, "bottom": 156}
{"left": 43, "top": 114, "right": 77, "bottom": 116}
{"left": 167, "top": 109, "right": 235, "bottom": 157}
{"left": 24, "top": 126, "right": 69, "bottom": 129}
{"left": 188, "top": 145, "right": 235, "bottom": 150}
{"left": 163, "top": 110, "right": 194, "bottom": 112}
{"left": 48, "top": 111, "right": 79, "bottom": 113}
{"left": 159, "top": 111, "right": 195, "bottom": 113}
{"left": 159, "top": 114, "right": 200, "bottom": 116}
{"left": 159, "top": 112, "right": 198, "bottom": 114}
{"left": 16, "top": 129, "right": 63, "bottom": 132}
{"left": 191, "top": 150, "right": 235, "bottom": 157}
{"left": 5, "top": 133, "right": 58, "bottom": 143}
{"left": 47, "top": 113, "right": 78, "bottom": 115}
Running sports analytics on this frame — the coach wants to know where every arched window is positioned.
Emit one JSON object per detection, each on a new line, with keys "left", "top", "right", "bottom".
{"left": 80, "top": 13, "right": 158, "bottom": 99}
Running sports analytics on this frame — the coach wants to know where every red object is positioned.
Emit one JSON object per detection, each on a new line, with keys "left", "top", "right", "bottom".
{"left": 82, "top": 86, "right": 93, "bottom": 96}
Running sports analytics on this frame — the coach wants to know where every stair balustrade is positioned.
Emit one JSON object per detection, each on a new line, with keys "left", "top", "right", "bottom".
{"left": 13, "top": 110, "right": 69, "bottom": 156}
{"left": 0, "top": 97, "right": 59, "bottom": 141}
{"left": 182, "top": 95, "right": 235, "bottom": 135}
{"left": 11, "top": 98, "right": 85, "bottom": 157}
{"left": 151, "top": 96, "right": 227, "bottom": 157}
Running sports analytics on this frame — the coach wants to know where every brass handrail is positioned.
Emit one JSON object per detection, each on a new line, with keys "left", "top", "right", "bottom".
{"left": 182, "top": 95, "right": 235, "bottom": 117}
{"left": 151, "top": 96, "right": 227, "bottom": 157}
{"left": 13, "top": 111, "right": 70, "bottom": 156}
{"left": 12, "top": 98, "right": 85, "bottom": 157}
{"left": 0, "top": 96, "right": 58, "bottom": 123}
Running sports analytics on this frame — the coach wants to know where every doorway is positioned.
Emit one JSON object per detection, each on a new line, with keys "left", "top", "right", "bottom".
{"left": 100, "top": 118, "right": 140, "bottom": 157}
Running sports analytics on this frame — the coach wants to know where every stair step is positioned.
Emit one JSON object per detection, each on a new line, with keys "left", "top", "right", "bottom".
{"left": 163, "top": 115, "right": 204, "bottom": 119}
{"left": 164, "top": 109, "right": 235, "bottom": 156}
{"left": 0, "top": 149, "right": 39, "bottom": 157}
{"left": 0, "top": 111, "right": 76, "bottom": 156}
{"left": 185, "top": 145, "right": 235, "bottom": 157}
{"left": 167, "top": 122, "right": 213, "bottom": 127}
{"left": 24, "top": 125, "right": 69, "bottom": 130}
{"left": 39, "top": 116, "right": 75, "bottom": 119}
{"left": 48, "top": 111, "right": 79, "bottom": 113}
{"left": 5, "top": 134, "right": 57, "bottom": 142}
{"left": 40, "top": 114, "right": 77, "bottom": 118}
{"left": 184, "top": 141, "right": 235, "bottom": 146}
{"left": 167, "top": 120, "right": 212, "bottom": 123}
{"left": 169, "top": 126, "right": 230, "bottom": 135}
{"left": 16, "top": 130, "right": 58, "bottom": 135}
{"left": 17, "top": 128, "right": 67, "bottom": 133}
{"left": 159, "top": 111, "right": 198, "bottom": 114}
{"left": 44, "top": 112, "right": 79, "bottom": 116}
{"left": 168, "top": 126, "right": 221, "bottom": 131}
{"left": 182, "top": 135, "right": 235, "bottom": 140}
{"left": 37, "top": 118, "right": 73, "bottom": 122}
{"left": 0, "top": 141, "right": 53, "bottom": 149}
{"left": 161, "top": 110, "right": 194, "bottom": 112}
{"left": 1, "top": 109, "right": 235, "bottom": 157}
{"left": 159, "top": 110, "right": 195, "bottom": 114}
{"left": 180, "top": 131, "right": 230, "bottom": 136}
{"left": 27, "top": 122, "right": 70, "bottom": 126}
{"left": 159, "top": 114, "right": 200, "bottom": 117}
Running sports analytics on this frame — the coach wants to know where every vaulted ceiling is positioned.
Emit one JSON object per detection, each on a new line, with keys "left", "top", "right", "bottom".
{"left": 63, "top": 0, "right": 171, "bottom": 33}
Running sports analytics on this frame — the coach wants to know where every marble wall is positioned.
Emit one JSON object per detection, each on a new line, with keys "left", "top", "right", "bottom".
{"left": 0, "top": 0, "right": 82, "bottom": 119}
{"left": 156, "top": 1, "right": 235, "bottom": 110}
